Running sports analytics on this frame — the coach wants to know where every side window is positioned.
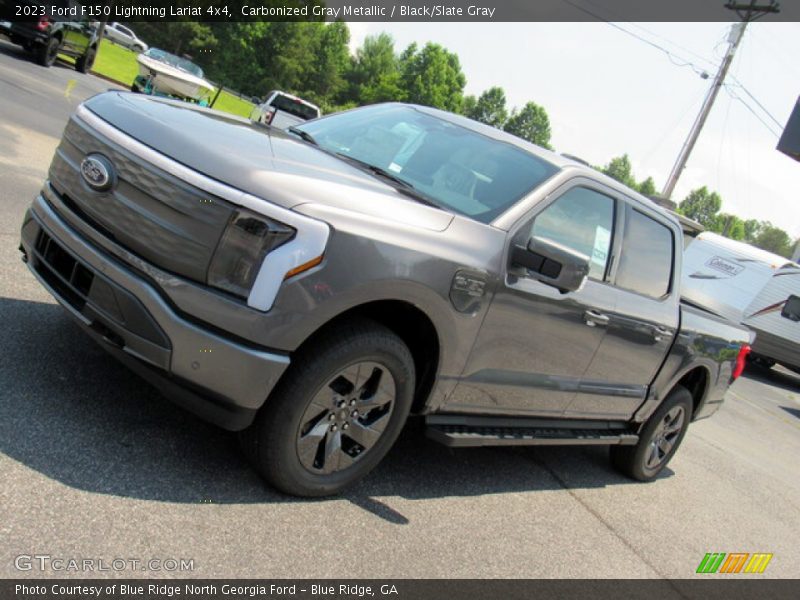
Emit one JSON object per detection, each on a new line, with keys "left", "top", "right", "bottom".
{"left": 616, "top": 209, "right": 674, "bottom": 298}
{"left": 530, "top": 187, "right": 615, "bottom": 280}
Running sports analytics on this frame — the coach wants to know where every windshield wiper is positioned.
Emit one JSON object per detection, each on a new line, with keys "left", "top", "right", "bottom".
{"left": 332, "top": 153, "right": 442, "bottom": 208}
{"left": 287, "top": 127, "right": 318, "bottom": 145}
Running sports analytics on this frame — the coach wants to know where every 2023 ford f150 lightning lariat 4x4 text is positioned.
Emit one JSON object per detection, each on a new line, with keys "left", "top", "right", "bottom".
{"left": 19, "top": 93, "right": 753, "bottom": 496}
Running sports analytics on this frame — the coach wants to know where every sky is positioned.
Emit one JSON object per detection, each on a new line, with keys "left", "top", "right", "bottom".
{"left": 348, "top": 22, "right": 800, "bottom": 240}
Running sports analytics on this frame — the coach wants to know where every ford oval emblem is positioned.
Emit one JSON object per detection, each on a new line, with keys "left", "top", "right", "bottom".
{"left": 80, "top": 154, "right": 114, "bottom": 192}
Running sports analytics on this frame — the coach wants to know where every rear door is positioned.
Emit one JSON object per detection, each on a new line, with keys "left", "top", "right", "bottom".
{"left": 563, "top": 202, "right": 680, "bottom": 419}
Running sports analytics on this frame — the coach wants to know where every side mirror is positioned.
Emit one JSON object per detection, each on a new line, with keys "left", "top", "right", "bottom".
{"left": 511, "top": 236, "right": 590, "bottom": 293}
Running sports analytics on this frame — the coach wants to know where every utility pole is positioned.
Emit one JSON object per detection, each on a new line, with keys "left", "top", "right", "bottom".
{"left": 661, "top": 1, "right": 781, "bottom": 200}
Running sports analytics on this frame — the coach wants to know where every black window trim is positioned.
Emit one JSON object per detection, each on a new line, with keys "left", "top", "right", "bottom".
{"left": 506, "top": 177, "right": 622, "bottom": 286}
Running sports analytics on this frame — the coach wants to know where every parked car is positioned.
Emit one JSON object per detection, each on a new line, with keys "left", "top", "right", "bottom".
{"left": 102, "top": 22, "right": 147, "bottom": 53}
{"left": 0, "top": 4, "right": 97, "bottom": 71}
{"left": 250, "top": 90, "right": 321, "bottom": 129}
{"left": 19, "top": 94, "right": 753, "bottom": 497}
{"left": 682, "top": 231, "right": 800, "bottom": 371}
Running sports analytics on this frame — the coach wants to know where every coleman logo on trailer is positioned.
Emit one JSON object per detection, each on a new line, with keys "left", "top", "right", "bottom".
{"left": 706, "top": 256, "right": 744, "bottom": 277}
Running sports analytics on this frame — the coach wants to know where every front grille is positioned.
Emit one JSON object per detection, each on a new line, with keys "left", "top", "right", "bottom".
{"left": 47, "top": 116, "right": 235, "bottom": 283}
{"left": 32, "top": 229, "right": 170, "bottom": 350}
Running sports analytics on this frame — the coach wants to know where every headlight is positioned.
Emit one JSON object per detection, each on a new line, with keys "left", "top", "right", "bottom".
{"left": 207, "top": 209, "right": 295, "bottom": 298}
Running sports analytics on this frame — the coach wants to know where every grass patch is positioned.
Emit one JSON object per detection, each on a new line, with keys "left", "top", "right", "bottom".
{"left": 210, "top": 91, "right": 255, "bottom": 118}
{"left": 92, "top": 39, "right": 139, "bottom": 86}
{"left": 86, "top": 40, "right": 254, "bottom": 118}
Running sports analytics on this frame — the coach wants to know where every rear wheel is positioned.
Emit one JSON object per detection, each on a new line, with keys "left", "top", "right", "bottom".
{"left": 75, "top": 45, "right": 96, "bottom": 73}
{"left": 36, "top": 36, "right": 60, "bottom": 67}
{"left": 611, "top": 385, "right": 692, "bottom": 481}
{"left": 239, "top": 319, "right": 415, "bottom": 497}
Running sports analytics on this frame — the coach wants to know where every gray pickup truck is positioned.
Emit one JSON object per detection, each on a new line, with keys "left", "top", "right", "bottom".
{"left": 19, "top": 93, "right": 752, "bottom": 496}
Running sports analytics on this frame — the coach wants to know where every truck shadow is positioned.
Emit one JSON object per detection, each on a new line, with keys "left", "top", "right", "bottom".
{"left": 1, "top": 297, "right": 653, "bottom": 524}
{"left": 743, "top": 363, "right": 800, "bottom": 394}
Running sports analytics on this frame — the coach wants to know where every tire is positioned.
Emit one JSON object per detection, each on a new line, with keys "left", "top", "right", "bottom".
{"left": 239, "top": 318, "right": 415, "bottom": 497}
{"left": 750, "top": 356, "right": 775, "bottom": 369}
{"left": 132, "top": 44, "right": 144, "bottom": 53}
{"left": 611, "top": 385, "right": 693, "bottom": 481}
{"left": 36, "top": 36, "right": 60, "bottom": 67}
{"left": 75, "top": 46, "right": 96, "bottom": 73}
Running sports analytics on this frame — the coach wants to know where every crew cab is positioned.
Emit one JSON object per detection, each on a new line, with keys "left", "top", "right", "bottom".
{"left": 1, "top": 1, "right": 98, "bottom": 71}
{"left": 18, "top": 93, "right": 752, "bottom": 496}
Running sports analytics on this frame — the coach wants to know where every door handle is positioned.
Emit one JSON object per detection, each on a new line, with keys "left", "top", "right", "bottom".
{"left": 653, "top": 326, "right": 672, "bottom": 342}
{"left": 584, "top": 310, "right": 609, "bottom": 327}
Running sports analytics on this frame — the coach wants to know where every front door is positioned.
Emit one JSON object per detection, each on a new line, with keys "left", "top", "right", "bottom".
{"left": 447, "top": 182, "right": 621, "bottom": 416}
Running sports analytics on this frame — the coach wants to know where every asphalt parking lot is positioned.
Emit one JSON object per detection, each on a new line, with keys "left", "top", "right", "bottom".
{"left": 1, "top": 37, "right": 799, "bottom": 580}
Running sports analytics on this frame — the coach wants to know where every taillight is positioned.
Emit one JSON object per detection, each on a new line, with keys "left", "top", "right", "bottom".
{"left": 36, "top": 16, "right": 51, "bottom": 31}
{"left": 732, "top": 344, "right": 751, "bottom": 380}
{"left": 265, "top": 109, "right": 276, "bottom": 124}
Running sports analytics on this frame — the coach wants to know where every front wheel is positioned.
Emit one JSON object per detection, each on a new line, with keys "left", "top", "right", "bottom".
{"left": 239, "top": 319, "right": 415, "bottom": 497}
{"left": 611, "top": 385, "right": 692, "bottom": 481}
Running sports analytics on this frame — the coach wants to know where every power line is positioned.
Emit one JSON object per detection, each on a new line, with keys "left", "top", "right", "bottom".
{"left": 575, "top": 0, "right": 722, "bottom": 70}
{"left": 559, "top": 0, "right": 714, "bottom": 78}
{"left": 723, "top": 85, "right": 781, "bottom": 137}
{"left": 727, "top": 75, "right": 784, "bottom": 129}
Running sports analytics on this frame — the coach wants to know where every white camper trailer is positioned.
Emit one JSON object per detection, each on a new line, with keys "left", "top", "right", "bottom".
{"left": 682, "top": 232, "right": 800, "bottom": 371}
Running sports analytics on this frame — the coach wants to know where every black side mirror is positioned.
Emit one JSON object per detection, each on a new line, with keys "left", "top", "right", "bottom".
{"left": 511, "top": 236, "right": 590, "bottom": 293}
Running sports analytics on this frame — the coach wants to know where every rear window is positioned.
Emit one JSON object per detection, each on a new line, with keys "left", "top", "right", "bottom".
{"left": 270, "top": 94, "right": 319, "bottom": 120}
{"left": 616, "top": 208, "right": 674, "bottom": 298}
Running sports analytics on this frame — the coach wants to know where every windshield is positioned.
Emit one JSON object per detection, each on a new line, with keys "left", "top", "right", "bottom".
{"left": 295, "top": 104, "right": 558, "bottom": 223}
{"left": 143, "top": 48, "right": 204, "bottom": 78}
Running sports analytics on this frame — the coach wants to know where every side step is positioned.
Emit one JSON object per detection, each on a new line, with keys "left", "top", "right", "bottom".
{"left": 426, "top": 417, "right": 638, "bottom": 448}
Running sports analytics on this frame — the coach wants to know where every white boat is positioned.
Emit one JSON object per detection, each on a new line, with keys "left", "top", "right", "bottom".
{"left": 135, "top": 48, "right": 214, "bottom": 101}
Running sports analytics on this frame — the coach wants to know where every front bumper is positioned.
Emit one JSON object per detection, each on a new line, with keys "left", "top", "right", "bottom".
{"left": 20, "top": 194, "right": 290, "bottom": 431}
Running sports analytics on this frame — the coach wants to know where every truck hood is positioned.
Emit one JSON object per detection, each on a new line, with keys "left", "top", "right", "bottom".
{"left": 83, "top": 93, "right": 454, "bottom": 231}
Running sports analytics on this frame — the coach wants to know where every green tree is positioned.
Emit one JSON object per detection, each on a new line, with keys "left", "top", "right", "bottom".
{"left": 131, "top": 22, "right": 218, "bottom": 59}
{"left": 304, "top": 21, "right": 351, "bottom": 104}
{"left": 503, "top": 101, "right": 552, "bottom": 148}
{"left": 601, "top": 154, "right": 636, "bottom": 189}
{"left": 461, "top": 94, "right": 477, "bottom": 117}
{"left": 638, "top": 176, "right": 657, "bottom": 196}
{"left": 347, "top": 33, "right": 404, "bottom": 104}
{"left": 678, "top": 187, "right": 722, "bottom": 228}
{"left": 743, "top": 219, "right": 765, "bottom": 244}
{"left": 465, "top": 86, "right": 508, "bottom": 129}
{"left": 400, "top": 42, "right": 466, "bottom": 112}
{"left": 753, "top": 223, "right": 793, "bottom": 257}
{"left": 710, "top": 213, "right": 746, "bottom": 240}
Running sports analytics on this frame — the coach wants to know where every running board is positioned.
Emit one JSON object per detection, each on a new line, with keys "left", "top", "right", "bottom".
{"left": 425, "top": 417, "right": 639, "bottom": 448}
